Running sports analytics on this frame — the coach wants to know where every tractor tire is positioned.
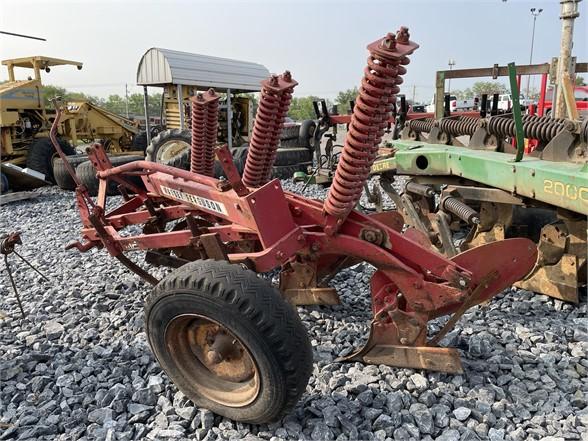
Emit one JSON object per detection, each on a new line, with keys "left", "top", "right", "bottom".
{"left": 146, "top": 129, "right": 192, "bottom": 164}
{"left": 166, "top": 149, "right": 191, "bottom": 170}
{"left": 145, "top": 259, "right": 313, "bottom": 424}
{"left": 272, "top": 147, "right": 312, "bottom": 166}
{"left": 166, "top": 147, "right": 248, "bottom": 178}
{"left": 1, "top": 173, "right": 8, "bottom": 193}
{"left": 76, "top": 155, "right": 144, "bottom": 196}
{"left": 280, "top": 125, "right": 300, "bottom": 141}
{"left": 297, "top": 120, "right": 317, "bottom": 149}
{"left": 52, "top": 154, "right": 90, "bottom": 191}
{"left": 26, "top": 137, "right": 76, "bottom": 183}
{"left": 271, "top": 163, "right": 311, "bottom": 180}
{"left": 132, "top": 131, "right": 149, "bottom": 153}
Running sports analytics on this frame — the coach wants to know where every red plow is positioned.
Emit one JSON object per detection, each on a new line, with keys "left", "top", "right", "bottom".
{"left": 52, "top": 28, "right": 537, "bottom": 423}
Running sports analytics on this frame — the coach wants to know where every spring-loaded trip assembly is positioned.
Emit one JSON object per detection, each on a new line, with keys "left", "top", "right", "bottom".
{"left": 323, "top": 28, "right": 419, "bottom": 233}
{"left": 487, "top": 114, "right": 570, "bottom": 143}
{"left": 190, "top": 89, "right": 220, "bottom": 177}
{"left": 439, "top": 116, "right": 479, "bottom": 137}
{"left": 242, "top": 72, "right": 298, "bottom": 187}
{"left": 408, "top": 118, "right": 435, "bottom": 134}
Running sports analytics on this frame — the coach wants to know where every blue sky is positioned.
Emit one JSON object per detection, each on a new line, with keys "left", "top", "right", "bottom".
{"left": 1, "top": 0, "right": 586, "bottom": 103}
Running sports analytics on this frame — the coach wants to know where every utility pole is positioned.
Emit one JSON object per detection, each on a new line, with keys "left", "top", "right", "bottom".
{"left": 447, "top": 59, "right": 456, "bottom": 94}
{"left": 555, "top": 0, "right": 581, "bottom": 119}
{"left": 125, "top": 83, "right": 130, "bottom": 118}
{"left": 526, "top": 8, "right": 542, "bottom": 99}
{"left": 412, "top": 84, "right": 416, "bottom": 104}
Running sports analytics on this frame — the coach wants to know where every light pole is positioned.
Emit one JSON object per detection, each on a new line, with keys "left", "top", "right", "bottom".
{"left": 526, "top": 8, "right": 543, "bottom": 99}
{"left": 447, "top": 59, "right": 456, "bottom": 95}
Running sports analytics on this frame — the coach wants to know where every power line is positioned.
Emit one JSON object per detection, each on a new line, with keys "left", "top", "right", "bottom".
{"left": 0, "top": 30, "right": 46, "bottom": 41}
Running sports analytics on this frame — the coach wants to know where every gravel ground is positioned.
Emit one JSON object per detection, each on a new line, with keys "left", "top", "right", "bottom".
{"left": 0, "top": 183, "right": 587, "bottom": 441}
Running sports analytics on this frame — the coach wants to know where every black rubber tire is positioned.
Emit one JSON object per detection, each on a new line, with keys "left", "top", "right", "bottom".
{"left": 52, "top": 154, "right": 90, "bottom": 191}
{"left": 280, "top": 125, "right": 300, "bottom": 140}
{"left": 26, "top": 137, "right": 76, "bottom": 183}
{"left": 145, "top": 129, "right": 191, "bottom": 163}
{"left": 271, "top": 163, "right": 311, "bottom": 180}
{"left": 297, "top": 120, "right": 317, "bottom": 149}
{"left": 166, "top": 147, "right": 248, "bottom": 178}
{"left": 0, "top": 173, "right": 8, "bottom": 193}
{"left": 132, "top": 131, "right": 149, "bottom": 153}
{"left": 166, "top": 149, "right": 191, "bottom": 170}
{"left": 273, "top": 147, "right": 312, "bottom": 166}
{"left": 76, "top": 155, "right": 145, "bottom": 196}
{"left": 145, "top": 260, "right": 313, "bottom": 424}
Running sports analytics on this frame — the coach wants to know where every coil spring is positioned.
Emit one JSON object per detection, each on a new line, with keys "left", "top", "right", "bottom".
{"left": 408, "top": 118, "right": 435, "bottom": 133}
{"left": 441, "top": 197, "right": 479, "bottom": 225}
{"left": 242, "top": 72, "right": 297, "bottom": 187}
{"left": 324, "top": 28, "right": 418, "bottom": 225}
{"left": 438, "top": 116, "right": 478, "bottom": 136}
{"left": 262, "top": 73, "right": 295, "bottom": 183}
{"left": 487, "top": 114, "right": 566, "bottom": 143}
{"left": 190, "top": 89, "right": 219, "bottom": 176}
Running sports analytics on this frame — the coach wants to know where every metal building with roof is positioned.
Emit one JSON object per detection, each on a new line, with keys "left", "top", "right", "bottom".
{"left": 136, "top": 48, "right": 270, "bottom": 146}
{"left": 137, "top": 48, "right": 270, "bottom": 92}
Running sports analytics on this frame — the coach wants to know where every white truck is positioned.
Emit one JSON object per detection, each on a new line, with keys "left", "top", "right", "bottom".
{"left": 495, "top": 94, "right": 534, "bottom": 112}
{"left": 425, "top": 95, "right": 478, "bottom": 113}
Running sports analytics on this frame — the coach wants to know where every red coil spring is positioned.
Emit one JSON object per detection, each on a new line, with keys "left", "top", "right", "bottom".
{"left": 190, "top": 89, "right": 219, "bottom": 176}
{"left": 323, "top": 28, "right": 418, "bottom": 230}
{"left": 243, "top": 72, "right": 298, "bottom": 187}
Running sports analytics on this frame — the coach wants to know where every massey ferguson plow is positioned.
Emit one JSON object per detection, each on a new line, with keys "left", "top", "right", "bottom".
{"left": 52, "top": 29, "right": 537, "bottom": 423}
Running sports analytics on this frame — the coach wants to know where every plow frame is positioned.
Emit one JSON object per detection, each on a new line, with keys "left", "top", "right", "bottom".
{"left": 64, "top": 139, "right": 537, "bottom": 373}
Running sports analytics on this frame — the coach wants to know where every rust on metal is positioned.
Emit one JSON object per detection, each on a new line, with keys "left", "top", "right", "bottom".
{"left": 60, "top": 28, "right": 541, "bottom": 379}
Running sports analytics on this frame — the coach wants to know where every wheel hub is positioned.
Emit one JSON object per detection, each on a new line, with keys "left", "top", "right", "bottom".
{"left": 156, "top": 140, "right": 189, "bottom": 162}
{"left": 164, "top": 314, "right": 259, "bottom": 407}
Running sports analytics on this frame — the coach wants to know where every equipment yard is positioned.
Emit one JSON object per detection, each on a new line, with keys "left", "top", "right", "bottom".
{"left": 1, "top": 1, "right": 587, "bottom": 441}
{"left": 0, "top": 184, "right": 586, "bottom": 441}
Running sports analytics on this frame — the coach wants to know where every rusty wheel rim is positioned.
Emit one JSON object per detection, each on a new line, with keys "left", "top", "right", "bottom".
{"left": 164, "top": 314, "right": 260, "bottom": 407}
{"left": 156, "top": 141, "right": 189, "bottom": 162}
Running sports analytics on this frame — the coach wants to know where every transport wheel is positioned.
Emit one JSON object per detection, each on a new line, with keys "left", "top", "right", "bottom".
{"left": 76, "top": 155, "right": 145, "bottom": 196}
{"left": 146, "top": 129, "right": 191, "bottom": 164}
{"left": 26, "top": 137, "right": 76, "bottom": 183}
{"left": 145, "top": 259, "right": 313, "bottom": 423}
{"left": 52, "top": 154, "right": 90, "bottom": 191}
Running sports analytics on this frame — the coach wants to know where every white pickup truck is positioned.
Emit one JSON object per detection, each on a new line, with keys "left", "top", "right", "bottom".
{"left": 495, "top": 94, "right": 534, "bottom": 112}
{"left": 425, "top": 95, "right": 479, "bottom": 113}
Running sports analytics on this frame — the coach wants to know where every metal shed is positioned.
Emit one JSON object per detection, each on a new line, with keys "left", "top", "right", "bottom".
{"left": 137, "top": 48, "right": 270, "bottom": 147}
{"left": 137, "top": 48, "right": 270, "bottom": 92}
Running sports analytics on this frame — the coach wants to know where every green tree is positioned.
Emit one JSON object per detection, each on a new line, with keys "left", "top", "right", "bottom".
{"left": 453, "top": 88, "right": 473, "bottom": 99}
{"left": 576, "top": 75, "right": 586, "bottom": 86}
{"left": 41, "top": 84, "right": 104, "bottom": 108}
{"left": 288, "top": 96, "right": 320, "bottom": 121}
{"left": 335, "top": 87, "right": 359, "bottom": 113}
{"left": 470, "top": 81, "right": 508, "bottom": 96}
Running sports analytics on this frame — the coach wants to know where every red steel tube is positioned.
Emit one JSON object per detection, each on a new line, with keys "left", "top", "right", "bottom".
{"left": 323, "top": 28, "right": 418, "bottom": 233}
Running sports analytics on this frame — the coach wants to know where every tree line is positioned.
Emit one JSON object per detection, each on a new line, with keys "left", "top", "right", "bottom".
{"left": 42, "top": 85, "right": 162, "bottom": 118}
{"left": 41, "top": 75, "right": 586, "bottom": 123}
